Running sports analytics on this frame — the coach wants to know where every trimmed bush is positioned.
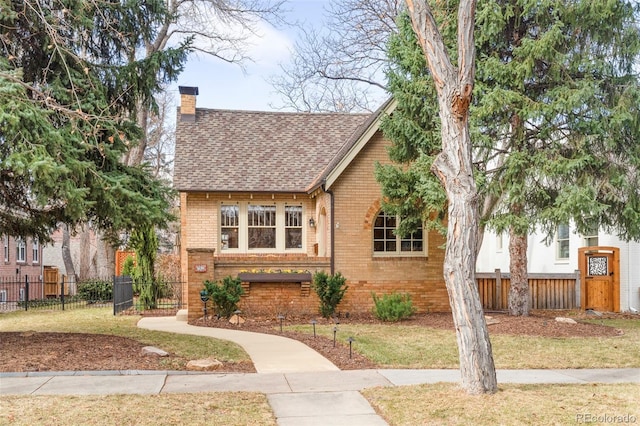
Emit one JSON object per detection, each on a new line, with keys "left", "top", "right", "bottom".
{"left": 312, "top": 271, "right": 348, "bottom": 318}
{"left": 78, "top": 279, "right": 113, "bottom": 302}
{"left": 203, "top": 276, "right": 244, "bottom": 318}
{"left": 372, "top": 292, "right": 416, "bottom": 322}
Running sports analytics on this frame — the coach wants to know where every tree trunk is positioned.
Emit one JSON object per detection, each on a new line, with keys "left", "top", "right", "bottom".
{"left": 508, "top": 227, "right": 530, "bottom": 316}
{"left": 407, "top": 0, "right": 497, "bottom": 394}
{"left": 95, "top": 232, "right": 115, "bottom": 278}
{"left": 78, "top": 226, "right": 92, "bottom": 281}
{"left": 61, "top": 224, "right": 77, "bottom": 282}
{"left": 434, "top": 105, "right": 498, "bottom": 394}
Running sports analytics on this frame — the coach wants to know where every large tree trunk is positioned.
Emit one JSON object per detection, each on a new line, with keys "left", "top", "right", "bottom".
{"left": 407, "top": 0, "right": 497, "bottom": 394}
{"left": 508, "top": 227, "right": 530, "bottom": 316}
{"left": 61, "top": 224, "right": 77, "bottom": 282}
{"left": 434, "top": 105, "right": 498, "bottom": 394}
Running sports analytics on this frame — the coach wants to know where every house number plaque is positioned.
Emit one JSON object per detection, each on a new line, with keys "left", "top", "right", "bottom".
{"left": 194, "top": 264, "right": 207, "bottom": 273}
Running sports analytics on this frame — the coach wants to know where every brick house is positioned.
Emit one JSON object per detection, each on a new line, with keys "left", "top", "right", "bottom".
{"left": 1, "top": 234, "right": 44, "bottom": 302}
{"left": 174, "top": 87, "right": 448, "bottom": 321}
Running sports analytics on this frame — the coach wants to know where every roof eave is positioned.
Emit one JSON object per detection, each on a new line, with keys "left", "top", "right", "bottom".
{"left": 324, "top": 98, "right": 397, "bottom": 191}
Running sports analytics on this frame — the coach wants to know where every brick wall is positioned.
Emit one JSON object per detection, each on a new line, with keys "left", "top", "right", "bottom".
{"left": 330, "top": 131, "right": 450, "bottom": 313}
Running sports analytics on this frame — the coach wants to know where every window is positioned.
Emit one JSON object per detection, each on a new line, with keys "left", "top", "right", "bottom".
{"left": 221, "top": 205, "right": 239, "bottom": 250}
{"left": 0, "top": 289, "right": 6, "bottom": 304}
{"left": 32, "top": 239, "right": 39, "bottom": 263}
{"left": 3, "top": 235, "right": 8, "bottom": 262}
{"left": 248, "top": 205, "right": 276, "bottom": 249}
{"left": 220, "top": 202, "right": 305, "bottom": 252}
{"left": 19, "top": 288, "right": 25, "bottom": 302}
{"left": 373, "top": 211, "right": 424, "bottom": 256}
{"left": 583, "top": 227, "right": 599, "bottom": 247}
{"left": 556, "top": 224, "right": 570, "bottom": 259}
{"left": 16, "top": 238, "right": 26, "bottom": 263}
{"left": 285, "top": 206, "right": 302, "bottom": 249}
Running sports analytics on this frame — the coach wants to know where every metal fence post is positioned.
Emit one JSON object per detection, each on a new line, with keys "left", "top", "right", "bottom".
{"left": 61, "top": 276, "right": 65, "bottom": 311}
{"left": 25, "top": 276, "right": 29, "bottom": 312}
{"left": 113, "top": 276, "right": 116, "bottom": 316}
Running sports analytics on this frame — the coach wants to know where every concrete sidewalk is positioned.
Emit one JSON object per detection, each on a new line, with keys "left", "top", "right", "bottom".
{"left": 2, "top": 368, "right": 639, "bottom": 425}
{"left": 2, "top": 315, "right": 639, "bottom": 426}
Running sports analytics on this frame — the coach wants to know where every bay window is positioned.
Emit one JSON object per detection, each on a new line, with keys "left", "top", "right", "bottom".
{"left": 220, "top": 202, "right": 305, "bottom": 252}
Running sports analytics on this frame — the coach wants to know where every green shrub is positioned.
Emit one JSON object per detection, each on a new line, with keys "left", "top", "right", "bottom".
{"left": 312, "top": 271, "right": 348, "bottom": 318}
{"left": 78, "top": 279, "right": 113, "bottom": 302}
{"left": 372, "top": 292, "right": 416, "bottom": 322}
{"left": 203, "top": 276, "right": 244, "bottom": 318}
{"left": 121, "top": 256, "right": 135, "bottom": 277}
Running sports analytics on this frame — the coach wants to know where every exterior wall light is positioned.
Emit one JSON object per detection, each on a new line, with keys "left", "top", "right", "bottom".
{"left": 309, "top": 218, "right": 316, "bottom": 228}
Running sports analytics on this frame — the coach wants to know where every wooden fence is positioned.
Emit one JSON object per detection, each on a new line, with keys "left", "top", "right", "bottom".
{"left": 477, "top": 269, "right": 581, "bottom": 311}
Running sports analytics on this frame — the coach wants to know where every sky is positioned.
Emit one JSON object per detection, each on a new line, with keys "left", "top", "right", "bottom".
{"left": 171, "top": 0, "right": 330, "bottom": 112}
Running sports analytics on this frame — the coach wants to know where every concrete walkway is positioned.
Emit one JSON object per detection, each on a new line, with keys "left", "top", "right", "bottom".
{"left": 137, "top": 316, "right": 339, "bottom": 374}
{"left": 2, "top": 316, "right": 639, "bottom": 426}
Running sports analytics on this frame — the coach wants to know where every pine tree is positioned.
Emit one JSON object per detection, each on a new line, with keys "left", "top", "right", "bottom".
{"left": 380, "top": 2, "right": 640, "bottom": 316}
{"left": 0, "top": 0, "right": 191, "bottom": 242}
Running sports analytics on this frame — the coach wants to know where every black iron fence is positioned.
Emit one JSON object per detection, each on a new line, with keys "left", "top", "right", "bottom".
{"left": 0, "top": 275, "right": 185, "bottom": 316}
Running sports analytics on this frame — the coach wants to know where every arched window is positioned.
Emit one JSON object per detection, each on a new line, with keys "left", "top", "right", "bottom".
{"left": 373, "top": 211, "right": 424, "bottom": 256}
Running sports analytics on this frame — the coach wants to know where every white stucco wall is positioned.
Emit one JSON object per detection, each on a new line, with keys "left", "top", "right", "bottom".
{"left": 477, "top": 227, "right": 640, "bottom": 312}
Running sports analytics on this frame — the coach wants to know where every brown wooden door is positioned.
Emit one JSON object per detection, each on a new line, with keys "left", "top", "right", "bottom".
{"left": 579, "top": 247, "right": 620, "bottom": 312}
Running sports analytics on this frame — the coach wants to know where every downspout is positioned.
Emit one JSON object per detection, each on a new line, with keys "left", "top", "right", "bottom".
{"left": 326, "top": 187, "right": 335, "bottom": 276}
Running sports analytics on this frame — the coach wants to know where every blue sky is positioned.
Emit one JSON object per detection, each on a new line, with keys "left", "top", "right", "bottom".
{"left": 173, "top": 0, "right": 330, "bottom": 112}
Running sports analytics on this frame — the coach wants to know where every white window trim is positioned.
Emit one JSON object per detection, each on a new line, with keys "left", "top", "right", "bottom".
{"left": 3, "top": 235, "right": 8, "bottom": 262}
{"left": 556, "top": 224, "right": 570, "bottom": 261}
{"left": 219, "top": 201, "right": 306, "bottom": 254}
{"left": 32, "top": 239, "right": 39, "bottom": 263}
{"left": 372, "top": 212, "right": 427, "bottom": 258}
{"left": 16, "top": 238, "right": 26, "bottom": 263}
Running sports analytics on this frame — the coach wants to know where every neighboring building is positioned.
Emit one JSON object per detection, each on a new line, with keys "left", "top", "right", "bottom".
{"left": 0, "top": 234, "right": 44, "bottom": 302}
{"left": 0, "top": 234, "right": 43, "bottom": 278}
{"left": 174, "top": 87, "right": 448, "bottom": 320}
{"left": 477, "top": 226, "right": 640, "bottom": 312}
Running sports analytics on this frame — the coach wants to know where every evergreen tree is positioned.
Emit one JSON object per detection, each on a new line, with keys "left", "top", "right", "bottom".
{"left": 0, "top": 0, "right": 191, "bottom": 242}
{"left": 379, "top": 2, "right": 640, "bottom": 316}
{"left": 130, "top": 224, "right": 159, "bottom": 310}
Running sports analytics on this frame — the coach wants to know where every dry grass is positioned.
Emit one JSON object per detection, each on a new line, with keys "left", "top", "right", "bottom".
{"left": 1, "top": 392, "right": 276, "bottom": 426}
{"left": 363, "top": 383, "right": 640, "bottom": 425}
{"left": 290, "top": 319, "right": 640, "bottom": 369}
{"left": 0, "top": 308, "right": 250, "bottom": 364}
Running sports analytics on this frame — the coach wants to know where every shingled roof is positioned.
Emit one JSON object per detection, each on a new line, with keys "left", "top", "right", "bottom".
{"left": 173, "top": 108, "right": 370, "bottom": 193}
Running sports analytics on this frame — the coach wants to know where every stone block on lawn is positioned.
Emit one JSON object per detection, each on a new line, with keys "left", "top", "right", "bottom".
{"left": 485, "top": 315, "right": 500, "bottom": 325}
{"left": 229, "top": 314, "right": 245, "bottom": 325}
{"left": 187, "top": 358, "right": 223, "bottom": 371}
{"left": 555, "top": 317, "right": 578, "bottom": 324}
{"left": 142, "top": 346, "right": 169, "bottom": 357}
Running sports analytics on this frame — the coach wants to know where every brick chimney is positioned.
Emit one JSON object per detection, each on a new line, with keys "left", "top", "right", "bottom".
{"left": 178, "top": 86, "right": 199, "bottom": 122}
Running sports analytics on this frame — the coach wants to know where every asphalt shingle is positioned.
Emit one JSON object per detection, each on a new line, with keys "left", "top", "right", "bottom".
{"left": 174, "top": 109, "right": 370, "bottom": 193}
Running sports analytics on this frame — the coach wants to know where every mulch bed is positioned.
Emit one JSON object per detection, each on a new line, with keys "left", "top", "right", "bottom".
{"left": 1, "top": 310, "right": 631, "bottom": 373}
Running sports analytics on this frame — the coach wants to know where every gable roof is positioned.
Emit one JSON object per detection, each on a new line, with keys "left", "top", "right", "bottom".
{"left": 308, "top": 98, "right": 397, "bottom": 192}
{"left": 173, "top": 109, "right": 369, "bottom": 193}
